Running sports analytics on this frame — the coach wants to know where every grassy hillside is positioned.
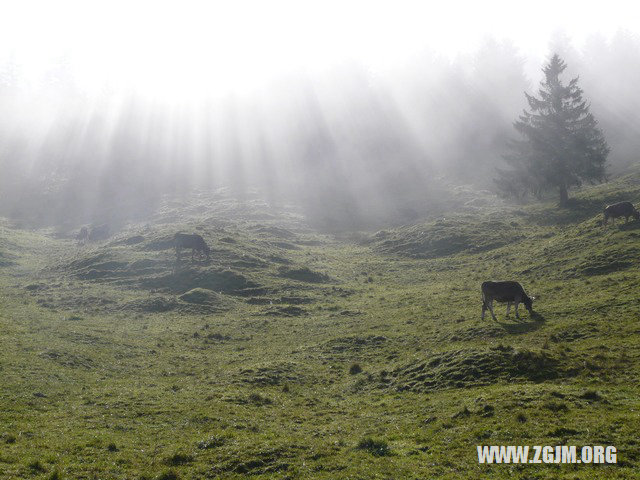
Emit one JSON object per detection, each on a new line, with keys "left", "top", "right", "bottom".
{"left": 1, "top": 172, "right": 640, "bottom": 479}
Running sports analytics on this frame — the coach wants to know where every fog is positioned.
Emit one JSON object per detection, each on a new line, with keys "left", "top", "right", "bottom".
{"left": 1, "top": 1, "right": 640, "bottom": 229}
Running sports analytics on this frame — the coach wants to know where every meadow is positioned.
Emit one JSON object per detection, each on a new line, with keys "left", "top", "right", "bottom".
{"left": 1, "top": 169, "right": 640, "bottom": 479}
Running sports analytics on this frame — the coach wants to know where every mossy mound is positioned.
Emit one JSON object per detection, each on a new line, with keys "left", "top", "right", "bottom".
{"left": 277, "top": 266, "right": 330, "bottom": 283}
{"left": 237, "top": 362, "right": 307, "bottom": 386}
{"left": 178, "top": 288, "right": 235, "bottom": 308}
{"left": 386, "top": 346, "right": 563, "bottom": 392}
{"left": 124, "top": 296, "right": 177, "bottom": 313}
{"left": 371, "top": 217, "right": 524, "bottom": 258}
{"left": 144, "top": 268, "right": 257, "bottom": 294}
{"left": 568, "top": 246, "right": 640, "bottom": 276}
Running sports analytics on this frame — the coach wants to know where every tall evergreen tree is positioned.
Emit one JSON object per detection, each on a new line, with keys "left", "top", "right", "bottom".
{"left": 498, "top": 54, "right": 609, "bottom": 205}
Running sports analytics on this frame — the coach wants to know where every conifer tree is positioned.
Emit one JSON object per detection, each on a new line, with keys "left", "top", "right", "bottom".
{"left": 498, "top": 54, "right": 609, "bottom": 205}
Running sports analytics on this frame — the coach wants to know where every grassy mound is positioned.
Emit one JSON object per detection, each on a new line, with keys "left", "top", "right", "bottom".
{"left": 387, "top": 346, "right": 563, "bottom": 392}
{"left": 144, "top": 268, "right": 256, "bottom": 294}
{"left": 237, "top": 362, "right": 307, "bottom": 386}
{"left": 123, "top": 296, "right": 177, "bottom": 313}
{"left": 277, "top": 266, "right": 330, "bottom": 283}
{"left": 178, "top": 288, "right": 236, "bottom": 311}
{"left": 371, "top": 216, "right": 525, "bottom": 258}
{"left": 3, "top": 172, "right": 640, "bottom": 478}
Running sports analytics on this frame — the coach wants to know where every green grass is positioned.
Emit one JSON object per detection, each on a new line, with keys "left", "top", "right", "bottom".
{"left": 1, "top": 174, "right": 640, "bottom": 478}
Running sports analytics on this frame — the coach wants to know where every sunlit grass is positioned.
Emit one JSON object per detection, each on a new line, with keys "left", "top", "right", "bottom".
{"left": 1, "top": 173, "right": 639, "bottom": 478}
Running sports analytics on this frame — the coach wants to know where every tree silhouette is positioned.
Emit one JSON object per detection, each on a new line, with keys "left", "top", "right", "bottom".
{"left": 498, "top": 54, "right": 609, "bottom": 205}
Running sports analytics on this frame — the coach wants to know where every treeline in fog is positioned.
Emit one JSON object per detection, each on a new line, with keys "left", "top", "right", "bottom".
{"left": 1, "top": 32, "right": 640, "bottom": 229}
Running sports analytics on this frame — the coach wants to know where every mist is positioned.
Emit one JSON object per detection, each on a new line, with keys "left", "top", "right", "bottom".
{"left": 2, "top": 1, "right": 640, "bottom": 230}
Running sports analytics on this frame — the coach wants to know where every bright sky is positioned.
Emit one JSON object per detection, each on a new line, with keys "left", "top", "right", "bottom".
{"left": 0, "top": 0, "right": 638, "bottom": 99}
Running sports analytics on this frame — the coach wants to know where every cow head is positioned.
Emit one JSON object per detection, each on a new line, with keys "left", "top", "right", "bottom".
{"left": 523, "top": 295, "right": 534, "bottom": 313}
{"left": 634, "top": 210, "right": 640, "bottom": 221}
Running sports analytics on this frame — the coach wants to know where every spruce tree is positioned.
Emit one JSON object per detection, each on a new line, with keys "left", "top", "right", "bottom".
{"left": 498, "top": 54, "right": 609, "bottom": 205}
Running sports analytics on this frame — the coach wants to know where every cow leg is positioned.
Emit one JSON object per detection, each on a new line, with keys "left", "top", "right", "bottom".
{"left": 488, "top": 300, "right": 497, "bottom": 321}
{"left": 506, "top": 302, "right": 511, "bottom": 316}
{"left": 481, "top": 302, "right": 486, "bottom": 320}
{"left": 515, "top": 301, "right": 520, "bottom": 319}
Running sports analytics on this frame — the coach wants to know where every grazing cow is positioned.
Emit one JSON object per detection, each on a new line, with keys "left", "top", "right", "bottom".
{"left": 481, "top": 281, "right": 534, "bottom": 320}
{"left": 174, "top": 233, "right": 211, "bottom": 261}
{"left": 603, "top": 201, "right": 640, "bottom": 226}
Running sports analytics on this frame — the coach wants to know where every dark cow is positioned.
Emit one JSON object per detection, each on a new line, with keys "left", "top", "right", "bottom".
{"left": 603, "top": 201, "right": 640, "bottom": 226}
{"left": 174, "top": 233, "right": 211, "bottom": 261}
{"left": 481, "top": 281, "right": 534, "bottom": 320}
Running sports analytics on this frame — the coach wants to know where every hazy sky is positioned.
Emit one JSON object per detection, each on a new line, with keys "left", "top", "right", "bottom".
{"left": 1, "top": 0, "right": 638, "bottom": 98}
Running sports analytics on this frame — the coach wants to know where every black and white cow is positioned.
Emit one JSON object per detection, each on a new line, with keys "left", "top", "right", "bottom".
{"left": 481, "top": 281, "right": 534, "bottom": 320}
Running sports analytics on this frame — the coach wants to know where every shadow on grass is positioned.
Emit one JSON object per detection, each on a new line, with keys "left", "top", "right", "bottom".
{"left": 617, "top": 221, "right": 640, "bottom": 231}
{"left": 174, "top": 256, "right": 212, "bottom": 268}
{"left": 496, "top": 311, "right": 546, "bottom": 335}
{"left": 529, "top": 197, "right": 603, "bottom": 226}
